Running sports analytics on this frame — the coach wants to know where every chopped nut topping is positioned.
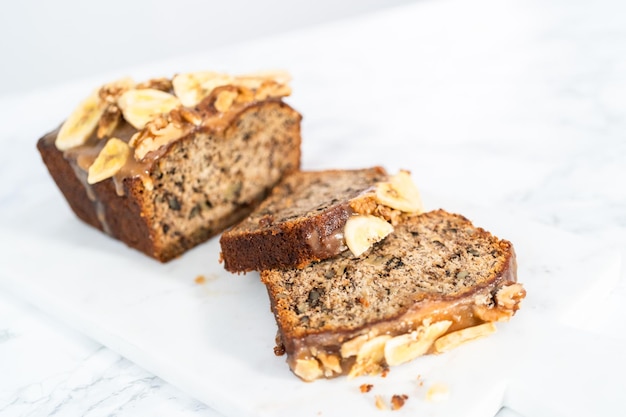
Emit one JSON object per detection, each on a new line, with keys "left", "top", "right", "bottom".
{"left": 474, "top": 283, "right": 526, "bottom": 322}
{"left": 214, "top": 90, "right": 238, "bottom": 113}
{"left": 132, "top": 114, "right": 191, "bottom": 160}
{"left": 496, "top": 283, "right": 526, "bottom": 310}
{"left": 98, "top": 77, "right": 135, "bottom": 104}
{"left": 294, "top": 358, "right": 323, "bottom": 382}
{"left": 136, "top": 77, "right": 173, "bottom": 92}
{"left": 178, "top": 107, "right": 203, "bottom": 126}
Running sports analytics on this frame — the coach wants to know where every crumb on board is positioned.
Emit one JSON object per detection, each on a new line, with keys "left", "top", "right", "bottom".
{"left": 360, "top": 383, "right": 373, "bottom": 393}
{"left": 391, "top": 394, "right": 409, "bottom": 410}
{"left": 194, "top": 275, "right": 206, "bottom": 284}
{"left": 374, "top": 395, "right": 387, "bottom": 410}
{"left": 380, "top": 366, "right": 389, "bottom": 378}
{"left": 426, "top": 382, "right": 450, "bottom": 402}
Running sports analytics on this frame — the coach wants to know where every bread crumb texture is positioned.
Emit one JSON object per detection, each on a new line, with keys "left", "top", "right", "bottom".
{"left": 263, "top": 210, "right": 515, "bottom": 333}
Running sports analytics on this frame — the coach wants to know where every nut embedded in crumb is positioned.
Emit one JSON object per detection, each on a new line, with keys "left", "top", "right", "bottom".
{"left": 391, "top": 394, "right": 408, "bottom": 410}
{"left": 359, "top": 383, "right": 373, "bottom": 393}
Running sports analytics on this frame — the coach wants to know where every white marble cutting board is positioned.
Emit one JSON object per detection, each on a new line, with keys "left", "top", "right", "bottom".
{"left": 0, "top": 186, "right": 621, "bottom": 417}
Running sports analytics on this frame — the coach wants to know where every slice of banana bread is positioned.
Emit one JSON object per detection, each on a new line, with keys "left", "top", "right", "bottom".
{"left": 37, "top": 71, "right": 301, "bottom": 262}
{"left": 219, "top": 167, "right": 424, "bottom": 273}
{"left": 261, "top": 209, "right": 525, "bottom": 381}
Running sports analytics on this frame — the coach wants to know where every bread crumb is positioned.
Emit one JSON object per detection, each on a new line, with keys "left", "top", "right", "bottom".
{"left": 391, "top": 394, "right": 408, "bottom": 410}
{"left": 194, "top": 275, "right": 206, "bottom": 284}
{"left": 426, "top": 382, "right": 449, "bottom": 402}
{"left": 374, "top": 395, "right": 387, "bottom": 410}
{"left": 359, "top": 383, "right": 373, "bottom": 393}
{"left": 380, "top": 366, "right": 389, "bottom": 378}
{"left": 273, "top": 344, "right": 286, "bottom": 356}
{"left": 417, "top": 374, "right": 424, "bottom": 387}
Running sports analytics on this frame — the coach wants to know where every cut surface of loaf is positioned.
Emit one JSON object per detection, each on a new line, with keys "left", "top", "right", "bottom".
{"left": 220, "top": 167, "right": 423, "bottom": 272}
{"left": 261, "top": 209, "right": 525, "bottom": 381}
{"left": 37, "top": 71, "right": 301, "bottom": 262}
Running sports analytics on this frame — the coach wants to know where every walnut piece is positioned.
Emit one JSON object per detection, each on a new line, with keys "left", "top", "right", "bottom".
{"left": 316, "top": 352, "right": 342, "bottom": 377}
{"left": 391, "top": 394, "right": 409, "bottom": 410}
{"left": 293, "top": 358, "right": 323, "bottom": 382}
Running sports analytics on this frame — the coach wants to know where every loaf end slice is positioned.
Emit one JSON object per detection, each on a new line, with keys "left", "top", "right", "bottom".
{"left": 220, "top": 167, "right": 424, "bottom": 272}
{"left": 37, "top": 71, "right": 301, "bottom": 262}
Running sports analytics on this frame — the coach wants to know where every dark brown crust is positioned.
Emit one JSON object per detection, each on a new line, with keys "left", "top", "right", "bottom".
{"left": 219, "top": 166, "right": 388, "bottom": 273}
{"left": 37, "top": 101, "right": 301, "bottom": 262}
{"left": 37, "top": 136, "right": 104, "bottom": 231}
{"left": 220, "top": 202, "right": 352, "bottom": 272}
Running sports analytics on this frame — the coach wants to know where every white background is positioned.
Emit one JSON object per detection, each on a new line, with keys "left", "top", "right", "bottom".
{"left": 0, "top": 0, "right": 414, "bottom": 95}
{"left": 1, "top": 0, "right": 625, "bottom": 416}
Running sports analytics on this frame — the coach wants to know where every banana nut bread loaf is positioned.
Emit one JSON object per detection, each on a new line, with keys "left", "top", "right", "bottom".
{"left": 261, "top": 209, "right": 526, "bottom": 381}
{"left": 219, "top": 167, "right": 424, "bottom": 273}
{"left": 37, "top": 71, "right": 302, "bottom": 262}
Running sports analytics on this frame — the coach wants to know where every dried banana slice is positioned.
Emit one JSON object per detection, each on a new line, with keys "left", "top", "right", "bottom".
{"left": 434, "top": 322, "right": 497, "bottom": 353}
{"left": 236, "top": 69, "right": 292, "bottom": 87}
{"left": 344, "top": 215, "right": 394, "bottom": 257}
{"left": 375, "top": 170, "right": 423, "bottom": 213}
{"left": 118, "top": 89, "right": 181, "bottom": 129}
{"left": 348, "top": 335, "right": 391, "bottom": 378}
{"left": 87, "top": 138, "right": 130, "bottom": 184}
{"left": 56, "top": 89, "right": 105, "bottom": 150}
{"left": 384, "top": 321, "right": 452, "bottom": 366}
{"left": 172, "top": 71, "right": 235, "bottom": 107}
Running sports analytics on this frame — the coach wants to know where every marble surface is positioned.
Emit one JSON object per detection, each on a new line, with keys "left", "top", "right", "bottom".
{"left": 1, "top": 0, "right": 625, "bottom": 415}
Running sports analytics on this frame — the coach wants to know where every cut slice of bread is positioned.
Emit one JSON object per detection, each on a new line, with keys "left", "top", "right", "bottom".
{"left": 219, "top": 167, "right": 424, "bottom": 273}
{"left": 260, "top": 209, "right": 525, "bottom": 381}
{"left": 37, "top": 71, "right": 301, "bottom": 262}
